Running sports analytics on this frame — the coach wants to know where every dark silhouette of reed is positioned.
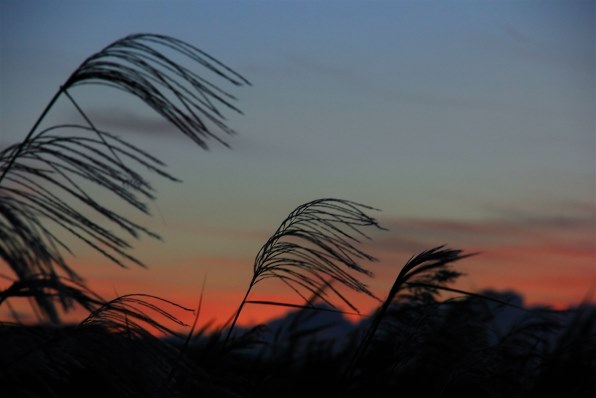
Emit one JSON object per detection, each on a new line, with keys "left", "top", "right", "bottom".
{"left": 224, "top": 198, "right": 386, "bottom": 346}
{"left": 2, "top": 33, "right": 594, "bottom": 398}
{"left": 0, "top": 33, "right": 249, "bottom": 323}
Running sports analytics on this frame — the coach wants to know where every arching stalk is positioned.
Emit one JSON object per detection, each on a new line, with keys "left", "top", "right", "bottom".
{"left": 0, "top": 87, "right": 64, "bottom": 185}
{"left": 0, "top": 33, "right": 249, "bottom": 322}
{"left": 224, "top": 198, "right": 385, "bottom": 348}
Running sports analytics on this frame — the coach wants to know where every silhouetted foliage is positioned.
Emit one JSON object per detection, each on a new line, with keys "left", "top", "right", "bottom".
{"left": 2, "top": 33, "right": 594, "bottom": 398}
{"left": 0, "top": 33, "right": 248, "bottom": 322}
{"left": 2, "top": 290, "right": 594, "bottom": 397}
{"left": 225, "top": 198, "right": 386, "bottom": 345}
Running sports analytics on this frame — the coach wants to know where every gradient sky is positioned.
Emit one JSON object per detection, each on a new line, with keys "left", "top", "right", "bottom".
{"left": 1, "top": 0, "right": 594, "bottom": 329}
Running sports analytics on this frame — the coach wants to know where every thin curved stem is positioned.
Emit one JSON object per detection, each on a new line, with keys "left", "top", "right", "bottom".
{"left": 0, "top": 87, "right": 64, "bottom": 185}
{"left": 223, "top": 274, "right": 256, "bottom": 348}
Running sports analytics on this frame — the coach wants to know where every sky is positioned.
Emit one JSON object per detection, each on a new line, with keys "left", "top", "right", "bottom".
{"left": 1, "top": 0, "right": 594, "bottom": 330}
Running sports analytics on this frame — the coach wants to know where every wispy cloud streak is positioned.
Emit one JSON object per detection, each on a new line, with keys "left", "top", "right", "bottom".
{"left": 370, "top": 202, "right": 595, "bottom": 308}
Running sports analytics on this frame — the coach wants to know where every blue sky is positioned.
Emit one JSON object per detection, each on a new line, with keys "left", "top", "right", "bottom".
{"left": 1, "top": 0, "right": 594, "bottom": 325}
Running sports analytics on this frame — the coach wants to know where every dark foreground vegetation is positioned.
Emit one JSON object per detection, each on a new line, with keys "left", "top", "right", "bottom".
{"left": 2, "top": 293, "right": 595, "bottom": 398}
{"left": 1, "top": 33, "right": 594, "bottom": 397}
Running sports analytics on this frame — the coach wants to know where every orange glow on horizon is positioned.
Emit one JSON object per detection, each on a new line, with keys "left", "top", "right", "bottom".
{"left": 2, "top": 211, "right": 594, "bottom": 334}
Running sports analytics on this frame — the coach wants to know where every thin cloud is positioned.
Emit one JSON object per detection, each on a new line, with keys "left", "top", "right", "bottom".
{"left": 374, "top": 209, "right": 594, "bottom": 255}
{"left": 499, "top": 22, "right": 592, "bottom": 71}
{"left": 78, "top": 108, "right": 179, "bottom": 136}
{"left": 242, "top": 53, "right": 504, "bottom": 110}
{"left": 368, "top": 203, "right": 595, "bottom": 308}
{"left": 286, "top": 53, "right": 518, "bottom": 111}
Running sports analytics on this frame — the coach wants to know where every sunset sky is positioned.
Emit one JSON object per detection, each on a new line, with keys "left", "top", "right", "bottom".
{"left": 1, "top": 0, "right": 594, "bottom": 329}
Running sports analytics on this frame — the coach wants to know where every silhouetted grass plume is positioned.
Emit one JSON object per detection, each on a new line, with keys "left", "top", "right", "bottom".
{"left": 0, "top": 33, "right": 249, "bottom": 322}
{"left": 2, "top": 33, "right": 594, "bottom": 398}
{"left": 224, "top": 198, "right": 386, "bottom": 345}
